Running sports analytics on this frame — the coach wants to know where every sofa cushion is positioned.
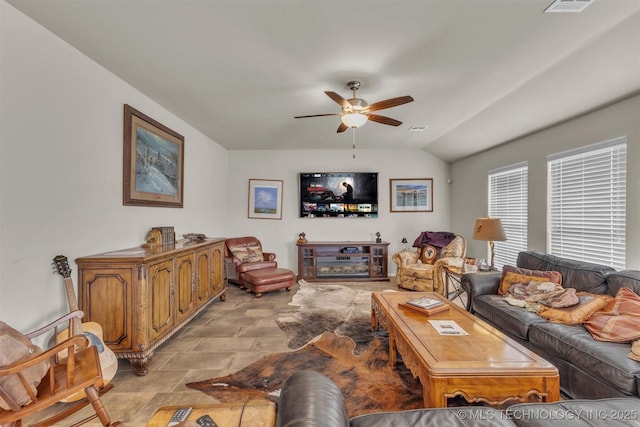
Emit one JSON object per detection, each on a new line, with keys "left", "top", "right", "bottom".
{"left": 537, "top": 292, "right": 612, "bottom": 325}
{"left": 517, "top": 251, "right": 559, "bottom": 272}
{"left": 508, "top": 397, "right": 640, "bottom": 427}
{"left": 607, "top": 271, "right": 640, "bottom": 296}
{"left": 584, "top": 287, "right": 640, "bottom": 343}
{"left": 474, "top": 295, "right": 548, "bottom": 340}
{"left": 0, "top": 321, "right": 49, "bottom": 410}
{"left": 517, "top": 251, "right": 614, "bottom": 294}
{"left": 350, "top": 407, "right": 514, "bottom": 427}
{"left": 498, "top": 265, "right": 562, "bottom": 295}
{"left": 529, "top": 322, "right": 640, "bottom": 396}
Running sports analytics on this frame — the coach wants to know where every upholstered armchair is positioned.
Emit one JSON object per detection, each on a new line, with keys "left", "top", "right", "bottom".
{"left": 224, "top": 236, "right": 277, "bottom": 287}
{"left": 393, "top": 235, "right": 467, "bottom": 295}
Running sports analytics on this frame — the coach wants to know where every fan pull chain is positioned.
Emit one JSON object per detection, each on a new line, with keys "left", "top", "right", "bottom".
{"left": 352, "top": 128, "right": 356, "bottom": 159}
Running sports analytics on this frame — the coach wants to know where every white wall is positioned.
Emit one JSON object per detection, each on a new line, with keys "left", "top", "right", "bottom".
{"left": 451, "top": 94, "right": 640, "bottom": 269}
{"left": 0, "top": 2, "right": 229, "bottom": 332}
{"left": 0, "top": 2, "right": 454, "bottom": 333}
{"left": 225, "top": 149, "right": 453, "bottom": 273}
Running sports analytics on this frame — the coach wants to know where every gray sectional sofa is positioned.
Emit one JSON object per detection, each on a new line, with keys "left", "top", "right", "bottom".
{"left": 461, "top": 251, "right": 640, "bottom": 400}
{"left": 276, "top": 370, "right": 640, "bottom": 427}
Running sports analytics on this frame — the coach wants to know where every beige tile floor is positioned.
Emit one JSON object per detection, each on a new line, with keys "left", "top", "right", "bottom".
{"left": 26, "top": 278, "right": 427, "bottom": 426}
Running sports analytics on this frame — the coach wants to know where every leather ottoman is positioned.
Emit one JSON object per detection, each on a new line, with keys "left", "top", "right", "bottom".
{"left": 243, "top": 268, "right": 295, "bottom": 297}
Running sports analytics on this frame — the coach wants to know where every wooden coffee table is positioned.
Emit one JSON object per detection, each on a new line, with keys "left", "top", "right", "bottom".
{"left": 146, "top": 401, "right": 276, "bottom": 427}
{"left": 371, "top": 291, "right": 559, "bottom": 408}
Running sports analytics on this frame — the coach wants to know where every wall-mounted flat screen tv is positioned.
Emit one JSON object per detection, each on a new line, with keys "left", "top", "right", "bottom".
{"left": 299, "top": 172, "right": 378, "bottom": 218}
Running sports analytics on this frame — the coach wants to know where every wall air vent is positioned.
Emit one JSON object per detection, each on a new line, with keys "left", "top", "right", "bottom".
{"left": 544, "top": 0, "right": 596, "bottom": 13}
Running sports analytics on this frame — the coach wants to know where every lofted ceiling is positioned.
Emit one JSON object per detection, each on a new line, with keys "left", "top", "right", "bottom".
{"left": 8, "top": 0, "right": 640, "bottom": 163}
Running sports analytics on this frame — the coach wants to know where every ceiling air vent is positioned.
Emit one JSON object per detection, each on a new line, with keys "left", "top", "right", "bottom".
{"left": 544, "top": 0, "right": 596, "bottom": 13}
{"left": 408, "top": 125, "right": 428, "bottom": 132}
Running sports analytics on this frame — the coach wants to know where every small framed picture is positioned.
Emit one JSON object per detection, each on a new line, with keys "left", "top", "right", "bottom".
{"left": 390, "top": 178, "right": 433, "bottom": 212}
{"left": 248, "top": 179, "right": 283, "bottom": 220}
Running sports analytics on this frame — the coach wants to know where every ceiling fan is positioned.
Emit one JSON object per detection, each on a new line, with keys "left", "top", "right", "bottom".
{"left": 294, "top": 81, "right": 414, "bottom": 133}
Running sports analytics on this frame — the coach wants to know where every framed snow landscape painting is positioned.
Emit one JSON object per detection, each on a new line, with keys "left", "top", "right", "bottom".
{"left": 123, "top": 104, "right": 184, "bottom": 207}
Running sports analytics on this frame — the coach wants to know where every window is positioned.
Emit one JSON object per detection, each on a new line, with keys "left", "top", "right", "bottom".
{"left": 488, "top": 163, "right": 528, "bottom": 269}
{"left": 548, "top": 138, "right": 627, "bottom": 270}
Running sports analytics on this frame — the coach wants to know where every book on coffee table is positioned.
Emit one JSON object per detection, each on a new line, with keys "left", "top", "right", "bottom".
{"left": 399, "top": 297, "right": 449, "bottom": 316}
{"left": 407, "top": 296, "right": 444, "bottom": 309}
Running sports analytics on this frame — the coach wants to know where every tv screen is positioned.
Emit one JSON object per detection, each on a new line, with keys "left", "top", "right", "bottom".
{"left": 299, "top": 172, "right": 378, "bottom": 218}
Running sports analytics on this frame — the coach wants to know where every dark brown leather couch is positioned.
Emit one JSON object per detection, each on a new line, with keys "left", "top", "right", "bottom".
{"left": 275, "top": 370, "right": 640, "bottom": 427}
{"left": 461, "top": 251, "right": 640, "bottom": 400}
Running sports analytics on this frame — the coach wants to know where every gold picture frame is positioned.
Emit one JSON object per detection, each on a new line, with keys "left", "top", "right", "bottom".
{"left": 123, "top": 104, "right": 184, "bottom": 207}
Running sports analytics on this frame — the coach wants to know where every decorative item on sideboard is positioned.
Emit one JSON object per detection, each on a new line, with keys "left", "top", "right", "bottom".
{"left": 297, "top": 232, "right": 308, "bottom": 244}
{"left": 375, "top": 232, "right": 382, "bottom": 243}
{"left": 142, "top": 226, "right": 175, "bottom": 249}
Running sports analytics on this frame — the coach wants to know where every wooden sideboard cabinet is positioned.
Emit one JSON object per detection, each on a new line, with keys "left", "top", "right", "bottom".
{"left": 76, "top": 238, "right": 226, "bottom": 376}
{"left": 297, "top": 241, "right": 389, "bottom": 282}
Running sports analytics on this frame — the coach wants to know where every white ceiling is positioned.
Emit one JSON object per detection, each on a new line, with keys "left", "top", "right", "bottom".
{"left": 8, "top": 0, "right": 640, "bottom": 162}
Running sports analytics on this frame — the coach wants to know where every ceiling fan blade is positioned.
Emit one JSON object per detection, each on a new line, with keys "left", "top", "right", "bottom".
{"left": 367, "top": 114, "right": 402, "bottom": 127}
{"left": 337, "top": 122, "right": 348, "bottom": 133}
{"left": 364, "top": 96, "right": 414, "bottom": 113}
{"left": 294, "top": 113, "right": 341, "bottom": 119}
{"left": 325, "top": 91, "right": 350, "bottom": 110}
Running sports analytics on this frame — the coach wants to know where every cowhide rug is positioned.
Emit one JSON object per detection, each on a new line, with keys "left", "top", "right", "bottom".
{"left": 275, "top": 280, "right": 390, "bottom": 352}
{"left": 186, "top": 332, "right": 423, "bottom": 417}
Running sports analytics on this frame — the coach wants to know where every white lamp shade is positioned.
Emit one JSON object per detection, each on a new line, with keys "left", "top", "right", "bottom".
{"left": 341, "top": 113, "right": 368, "bottom": 128}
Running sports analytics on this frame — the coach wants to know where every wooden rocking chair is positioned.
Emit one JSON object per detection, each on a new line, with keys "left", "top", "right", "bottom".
{"left": 0, "top": 310, "right": 123, "bottom": 427}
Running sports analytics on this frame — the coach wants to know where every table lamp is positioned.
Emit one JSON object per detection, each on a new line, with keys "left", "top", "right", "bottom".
{"left": 472, "top": 217, "right": 507, "bottom": 270}
{"left": 401, "top": 237, "right": 408, "bottom": 251}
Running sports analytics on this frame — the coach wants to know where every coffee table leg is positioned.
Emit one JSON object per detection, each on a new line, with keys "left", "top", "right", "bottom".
{"left": 423, "top": 377, "right": 448, "bottom": 408}
{"left": 388, "top": 331, "right": 397, "bottom": 367}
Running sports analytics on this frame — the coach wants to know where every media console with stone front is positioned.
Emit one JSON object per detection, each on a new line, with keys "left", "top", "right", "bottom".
{"left": 297, "top": 241, "right": 389, "bottom": 282}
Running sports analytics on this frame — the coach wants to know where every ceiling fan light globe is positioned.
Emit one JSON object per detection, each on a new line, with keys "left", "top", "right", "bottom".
{"left": 341, "top": 113, "right": 368, "bottom": 128}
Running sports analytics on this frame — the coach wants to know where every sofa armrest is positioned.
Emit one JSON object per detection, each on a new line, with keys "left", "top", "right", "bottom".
{"left": 262, "top": 252, "right": 276, "bottom": 262}
{"left": 276, "top": 370, "right": 349, "bottom": 427}
{"left": 460, "top": 272, "right": 501, "bottom": 313}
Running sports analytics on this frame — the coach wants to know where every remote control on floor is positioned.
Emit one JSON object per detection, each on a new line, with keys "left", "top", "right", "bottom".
{"left": 196, "top": 414, "right": 218, "bottom": 427}
{"left": 167, "top": 407, "right": 192, "bottom": 427}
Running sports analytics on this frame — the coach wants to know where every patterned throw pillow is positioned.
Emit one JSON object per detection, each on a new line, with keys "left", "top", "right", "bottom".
{"left": 584, "top": 287, "right": 640, "bottom": 342}
{"left": 537, "top": 293, "right": 612, "bottom": 325}
{"left": 420, "top": 245, "right": 438, "bottom": 265}
{"left": 498, "top": 265, "right": 563, "bottom": 295}
{"left": 229, "top": 244, "right": 263, "bottom": 263}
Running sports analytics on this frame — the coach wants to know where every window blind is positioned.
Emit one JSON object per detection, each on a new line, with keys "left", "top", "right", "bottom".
{"left": 489, "top": 162, "right": 528, "bottom": 269}
{"left": 547, "top": 138, "right": 626, "bottom": 270}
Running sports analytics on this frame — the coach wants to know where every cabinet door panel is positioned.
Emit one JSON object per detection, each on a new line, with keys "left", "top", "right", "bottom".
{"left": 195, "top": 248, "right": 211, "bottom": 307}
{"left": 149, "top": 260, "right": 174, "bottom": 341}
{"left": 81, "top": 268, "right": 131, "bottom": 350}
{"left": 211, "top": 243, "right": 224, "bottom": 294}
{"left": 176, "top": 254, "right": 196, "bottom": 322}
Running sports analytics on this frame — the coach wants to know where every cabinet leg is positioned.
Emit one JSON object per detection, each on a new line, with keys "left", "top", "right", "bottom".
{"left": 220, "top": 292, "right": 226, "bottom": 301}
{"left": 131, "top": 355, "right": 152, "bottom": 376}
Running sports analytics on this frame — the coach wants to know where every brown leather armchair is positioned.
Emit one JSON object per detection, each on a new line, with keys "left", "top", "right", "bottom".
{"left": 224, "top": 236, "right": 277, "bottom": 287}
